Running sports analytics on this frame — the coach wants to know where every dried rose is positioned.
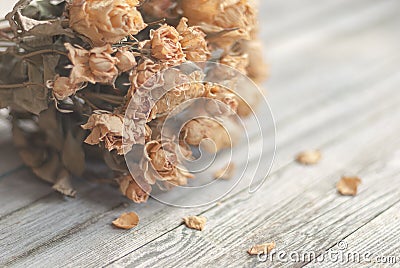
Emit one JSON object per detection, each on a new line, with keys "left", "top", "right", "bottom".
{"left": 129, "top": 58, "right": 162, "bottom": 93}
{"left": 181, "top": 118, "right": 236, "bottom": 153}
{"left": 65, "top": 43, "right": 119, "bottom": 85}
{"left": 181, "top": 0, "right": 256, "bottom": 50}
{"left": 117, "top": 173, "right": 152, "bottom": 203}
{"left": 81, "top": 113, "right": 125, "bottom": 154}
{"left": 143, "top": 140, "right": 193, "bottom": 187}
{"left": 48, "top": 75, "right": 82, "bottom": 100}
{"left": 69, "top": 0, "right": 147, "bottom": 45}
{"left": 183, "top": 215, "right": 207, "bottom": 231}
{"left": 237, "top": 40, "right": 268, "bottom": 83}
{"left": 150, "top": 24, "right": 185, "bottom": 65}
{"left": 204, "top": 83, "right": 239, "bottom": 115}
{"left": 149, "top": 82, "right": 206, "bottom": 120}
{"left": 116, "top": 47, "right": 137, "bottom": 73}
{"left": 220, "top": 53, "right": 249, "bottom": 75}
{"left": 176, "top": 17, "right": 210, "bottom": 62}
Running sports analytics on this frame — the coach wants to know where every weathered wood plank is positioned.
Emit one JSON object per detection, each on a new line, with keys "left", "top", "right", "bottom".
{"left": 316, "top": 203, "right": 400, "bottom": 267}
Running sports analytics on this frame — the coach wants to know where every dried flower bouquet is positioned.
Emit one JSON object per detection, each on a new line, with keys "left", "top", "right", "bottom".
{"left": 0, "top": 0, "right": 267, "bottom": 202}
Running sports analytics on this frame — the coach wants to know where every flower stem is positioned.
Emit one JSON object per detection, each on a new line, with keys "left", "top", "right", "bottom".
{"left": 0, "top": 82, "right": 45, "bottom": 89}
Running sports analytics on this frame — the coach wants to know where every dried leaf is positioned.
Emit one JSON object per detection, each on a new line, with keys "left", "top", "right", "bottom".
{"left": 15, "top": 11, "right": 73, "bottom": 37}
{"left": 42, "top": 54, "right": 60, "bottom": 83}
{"left": 248, "top": 242, "right": 276, "bottom": 255}
{"left": 183, "top": 215, "right": 207, "bottom": 231}
{"left": 112, "top": 212, "right": 140, "bottom": 229}
{"left": 62, "top": 131, "right": 85, "bottom": 176}
{"left": 337, "top": 176, "right": 361, "bottom": 196}
{"left": 32, "top": 151, "right": 61, "bottom": 183}
{"left": 18, "top": 147, "right": 48, "bottom": 168}
{"left": 296, "top": 150, "right": 322, "bottom": 165}
{"left": 214, "top": 163, "right": 235, "bottom": 180}
{"left": 52, "top": 169, "right": 76, "bottom": 197}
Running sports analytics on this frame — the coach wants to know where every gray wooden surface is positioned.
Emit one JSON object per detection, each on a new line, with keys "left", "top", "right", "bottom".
{"left": 1, "top": 0, "right": 400, "bottom": 267}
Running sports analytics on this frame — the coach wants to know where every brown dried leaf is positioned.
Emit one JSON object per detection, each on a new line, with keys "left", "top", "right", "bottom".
{"left": 214, "top": 163, "right": 235, "bottom": 180}
{"left": 296, "top": 150, "right": 321, "bottom": 165}
{"left": 248, "top": 241, "right": 276, "bottom": 255}
{"left": 337, "top": 176, "right": 361, "bottom": 196}
{"left": 32, "top": 151, "right": 61, "bottom": 184}
{"left": 52, "top": 169, "right": 76, "bottom": 197}
{"left": 112, "top": 212, "right": 140, "bottom": 229}
{"left": 15, "top": 11, "right": 73, "bottom": 37}
{"left": 183, "top": 215, "right": 207, "bottom": 231}
{"left": 62, "top": 131, "right": 85, "bottom": 176}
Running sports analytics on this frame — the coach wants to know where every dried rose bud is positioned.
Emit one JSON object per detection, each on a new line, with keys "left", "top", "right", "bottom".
{"left": 128, "top": 58, "right": 162, "bottom": 97}
{"left": 81, "top": 113, "right": 124, "bottom": 154}
{"left": 69, "top": 0, "right": 147, "bottom": 45}
{"left": 181, "top": 118, "right": 237, "bottom": 153}
{"left": 176, "top": 17, "right": 210, "bottom": 62}
{"left": 150, "top": 24, "right": 185, "bottom": 65}
{"left": 116, "top": 47, "right": 137, "bottom": 72}
{"left": 237, "top": 40, "right": 268, "bottom": 83}
{"left": 204, "top": 84, "right": 239, "bottom": 115}
{"left": 117, "top": 172, "right": 152, "bottom": 203}
{"left": 181, "top": 0, "right": 256, "bottom": 50}
{"left": 48, "top": 75, "right": 82, "bottom": 100}
{"left": 65, "top": 43, "right": 119, "bottom": 85}
{"left": 143, "top": 140, "right": 193, "bottom": 187}
{"left": 220, "top": 53, "right": 249, "bottom": 75}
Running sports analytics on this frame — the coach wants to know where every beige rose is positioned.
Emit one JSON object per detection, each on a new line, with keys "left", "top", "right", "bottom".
{"left": 181, "top": 0, "right": 256, "bottom": 50}
{"left": 69, "top": 0, "right": 147, "bottom": 46}
{"left": 181, "top": 117, "right": 241, "bottom": 153}
{"left": 150, "top": 24, "right": 185, "bottom": 66}
{"left": 117, "top": 172, "right": 152, "bottom": 203}
{"left": 176, "top": 17, "right": 210, "bottom": 62}
{"left": 48, "top": 75, "right": 82, "bottom": 100}
{"left": 143, "top": 140, "right": 193, "bottom": 188}
{"left": 81, "top": 113, "right": 125, "bottom": 154}
{"left": 116, "top": 47, "right": 137, "bottom": 72}
{"left": 127, "top": 58, "right": 163, "bottom": 99}
{"left": 65, "top": 43, "right": 119, "bottom": 85}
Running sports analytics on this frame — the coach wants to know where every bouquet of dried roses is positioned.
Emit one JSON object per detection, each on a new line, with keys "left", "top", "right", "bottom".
{"left": 0, "top": 0, "right": 267, "bottom": 202}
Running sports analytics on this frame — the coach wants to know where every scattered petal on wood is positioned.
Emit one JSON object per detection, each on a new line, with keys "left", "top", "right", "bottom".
{"left": 247, "top": 241, "right": 276, "bottom": 255}
{"left": 214, "top": 163, "right": 236, "bottom": 180}
{"left": 112, "top": 212, "right": 140, "bottom": 230}
{"left": 296, "top": 150, "right": 322, "bottom": 165}
{"left": 337, "top": 176, "right": 362, "bottom": 196}
{"left": 183, "top": 215, "right": 207, "bottom": 231}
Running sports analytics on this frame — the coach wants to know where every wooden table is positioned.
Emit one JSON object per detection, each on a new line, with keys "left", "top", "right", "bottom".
{"left": 1, "top": 0, "right": 400, "bottom": 267}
